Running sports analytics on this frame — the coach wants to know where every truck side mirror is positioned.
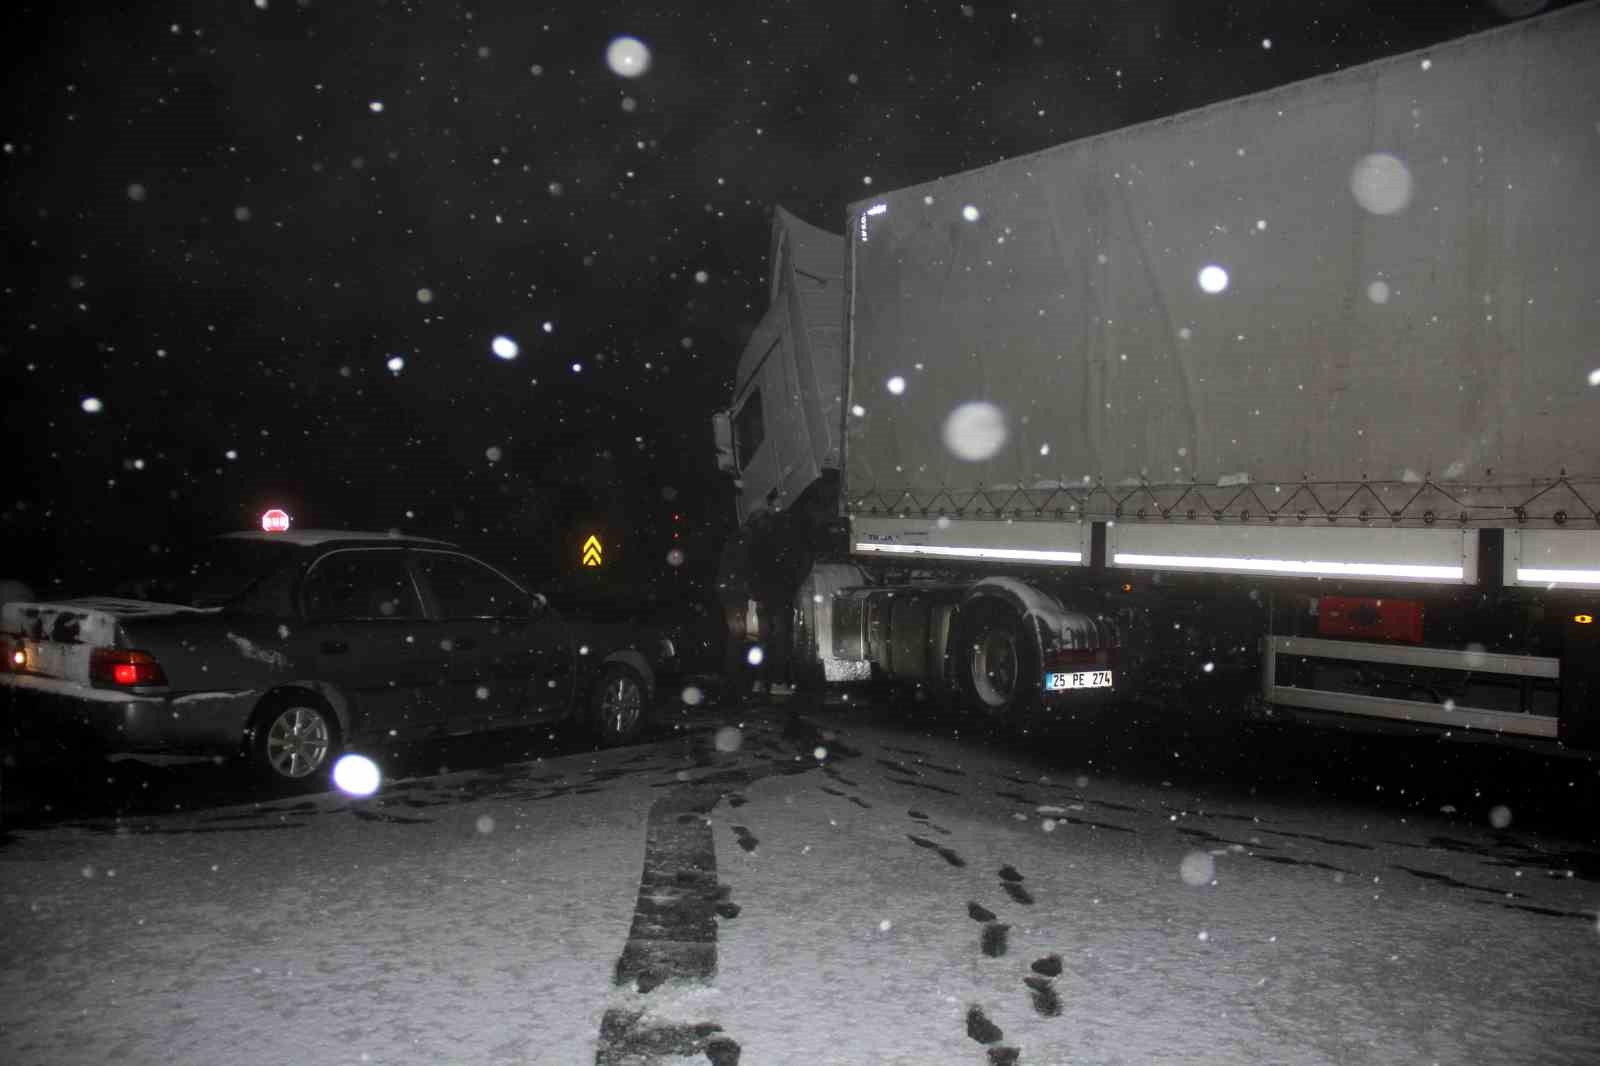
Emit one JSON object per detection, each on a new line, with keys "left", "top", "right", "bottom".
{"left": 712, "top": 411, "right": 737, "bottom": 473}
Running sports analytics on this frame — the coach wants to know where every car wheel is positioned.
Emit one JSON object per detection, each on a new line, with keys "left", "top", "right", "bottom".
{"left": 957, "top": 601, "right": 1041, "bottom": 719}
{"left": 250, "top": 693, "right": 342, "bottom": 783}
{"left": 591, "top": 663, "right": 649, "bottom": 746}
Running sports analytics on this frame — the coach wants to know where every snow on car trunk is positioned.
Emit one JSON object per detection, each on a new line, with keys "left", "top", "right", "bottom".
{"left": 2, "top": 598, "right": 211, "bottom": 684}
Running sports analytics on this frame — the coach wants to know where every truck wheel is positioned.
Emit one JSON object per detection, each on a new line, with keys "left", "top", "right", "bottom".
{"left": 248, "top": 692, "right": 342, "bottom": 783}
{"left": 592, "top": 663, "right": 650, "bottom": 746}
{"left": 958, "top": 602, "right": 1041, "bottom": 719}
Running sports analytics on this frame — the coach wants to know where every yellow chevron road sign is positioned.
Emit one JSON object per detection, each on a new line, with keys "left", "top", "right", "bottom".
{"left": 581, "top": 534, "right": 603, "bottom": 568}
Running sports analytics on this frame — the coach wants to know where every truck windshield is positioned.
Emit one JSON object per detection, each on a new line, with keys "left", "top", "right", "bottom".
{"left": 117, "top": 539, "right": 301, "bottom": 608}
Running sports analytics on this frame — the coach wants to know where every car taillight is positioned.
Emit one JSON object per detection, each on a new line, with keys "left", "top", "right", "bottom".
{"left": 0, "top": 636, "right": 20, "bottom": 671}
{"left": 90, "top": 648, "right": 168, "bottom": 687}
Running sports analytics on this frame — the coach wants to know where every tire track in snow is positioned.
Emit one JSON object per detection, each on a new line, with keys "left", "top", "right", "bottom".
{"left": 598, "top": 785, "right": 742, "bottom": 1064}
{"left": 596, "top": 712, "right": 859, "bottom": 1064}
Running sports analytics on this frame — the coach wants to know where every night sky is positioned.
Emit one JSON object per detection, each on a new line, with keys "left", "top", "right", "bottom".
{"left": 3, "top": 0, "right": 1569, "bottom": 600}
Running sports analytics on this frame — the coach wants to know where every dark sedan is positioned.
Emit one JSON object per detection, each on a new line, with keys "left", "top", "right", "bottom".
{"left": 0, "top": 530, "right": 676, "bottom": 782}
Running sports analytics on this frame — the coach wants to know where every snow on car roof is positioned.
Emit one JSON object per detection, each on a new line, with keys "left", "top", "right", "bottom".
{"left": 216, "top": 529, "right": 459, "bottom": 548}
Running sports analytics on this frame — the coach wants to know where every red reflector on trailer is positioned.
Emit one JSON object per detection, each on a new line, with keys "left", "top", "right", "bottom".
{"left": 1045, "top": 647, "right": 1114, "bottom": 669}
{"left": 1316, "top": 596, "right": 1425, "bottom": 643}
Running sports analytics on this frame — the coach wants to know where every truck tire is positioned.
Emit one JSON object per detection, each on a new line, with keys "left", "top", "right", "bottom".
{"left": 591, "top": 662, "right": 650, "bottom": 746}
{"left": 956, "top": 601, "right": 1041, "bottom": 719}
{"left": 247, "top": 691, "right": 342, "bottom": 784}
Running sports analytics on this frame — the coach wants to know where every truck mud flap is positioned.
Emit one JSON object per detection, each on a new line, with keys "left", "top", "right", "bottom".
{"left": 1558, "top": 614, "right": 1600, "bottom": 750}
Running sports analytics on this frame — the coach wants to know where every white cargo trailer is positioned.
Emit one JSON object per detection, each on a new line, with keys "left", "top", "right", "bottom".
{"left": 714, "top": 2, "right": 1600, "bottom": 747}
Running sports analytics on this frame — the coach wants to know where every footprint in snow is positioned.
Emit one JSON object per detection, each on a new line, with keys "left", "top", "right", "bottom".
{"left": 907, "top": 808, "right": 953, "bottom": 835}
{"left": 728, "top": 794, "right": 748, "bottom": 809}
{"left": 967, "top": 901, "right": 997, "bottom": 923}
{"left": 732, "top": 826, "right": 759, "bottom": 852}
{"left": 965, "top": 1006, "right": 1003, "bottom": 1044}
{"left": 905, "top": 833, "right": 967, "bottom": 867}
{"left": 1031, "top": 954, "right": 1063, "bottom": 977}
{"left": 964, "top": 1008, "right": 1021, "bottom": 1063}
{"left": 998, "top": 865, "right": 1034, "bottom": 904}
{"left": 981, "top": 922, "right": 1011, "bottom": 957}
{"left": 1001, "top": 882, "right": 1035, "bottom": 905}
{"left": 1024, "top": 974, "right": 1063, "bottom": 1017}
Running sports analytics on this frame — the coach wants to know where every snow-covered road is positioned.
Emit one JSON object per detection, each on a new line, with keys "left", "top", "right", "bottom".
{"left": 2, "top": 700, "right": 1597, "bottom": 1065}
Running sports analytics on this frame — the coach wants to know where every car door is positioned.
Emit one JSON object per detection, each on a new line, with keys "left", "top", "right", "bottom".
{"left": 409, "top": 550, "right": 570, "bottom": 732}
{"left": 296, "top": 548, "right": 450, "bottom": 740}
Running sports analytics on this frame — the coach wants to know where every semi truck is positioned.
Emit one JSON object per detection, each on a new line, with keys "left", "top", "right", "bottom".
{"left": 712, "top": 1, "right": 1600, "bottom": 747}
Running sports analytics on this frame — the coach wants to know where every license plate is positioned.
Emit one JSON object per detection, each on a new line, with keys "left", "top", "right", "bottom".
{"left": 1044, "top": 670, "right": 1113, "bottom": 691}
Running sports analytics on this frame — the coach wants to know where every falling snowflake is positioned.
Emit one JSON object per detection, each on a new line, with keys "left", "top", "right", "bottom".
{"left": 962, "top": 204, "right": 981, "bottom": 222}
{"left": 491, "top": 335, "right": 519, "bottom": 360}
{"left": 1350, "top": 153, "right": 1414, "bottom": 215}
{"left": 943, "top": 402, "right": 1007, "bottom": 462}
{"left": 1198, "top": 264, "right": 1230, "bottom": 294}
{"left": 332, "top": 754, "right": 381, "bottom": 797}
{"left": 606, "top": 36, "right": 651, "bottom": 78}
{"left": 1180, "top": 851, "right": 1216, "bottom": 886}
{"left": 368, "top": 100, "right": 384, "bottom": 113}
{"left": 386, "top": 355, "right": 405, "bottom": 373}
{"left": 886, "top": 376, "right": 906, "bottom": 395}
{"left": 80, "top": 396, "right": 103, "bottom": 413}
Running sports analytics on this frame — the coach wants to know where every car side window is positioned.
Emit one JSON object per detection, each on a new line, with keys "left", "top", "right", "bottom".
{"left": 302, "top": 551, "right": 421, "bottom": 621}
{"left": 413, "top": 552, "right": 526, "bottom": 619}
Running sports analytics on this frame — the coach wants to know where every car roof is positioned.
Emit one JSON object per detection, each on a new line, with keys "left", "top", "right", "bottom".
{"left": 216, "top": 530, "right": 461, "bottom": 550}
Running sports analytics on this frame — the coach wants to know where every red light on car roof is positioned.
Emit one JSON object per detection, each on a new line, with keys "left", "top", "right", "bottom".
{"left": 262, "top": 509, "right": 292, "bottom": 533}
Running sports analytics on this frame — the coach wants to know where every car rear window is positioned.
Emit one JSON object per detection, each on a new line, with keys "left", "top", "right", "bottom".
{"left": 126, "top": 538, "right": 303, "bottom": 608}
